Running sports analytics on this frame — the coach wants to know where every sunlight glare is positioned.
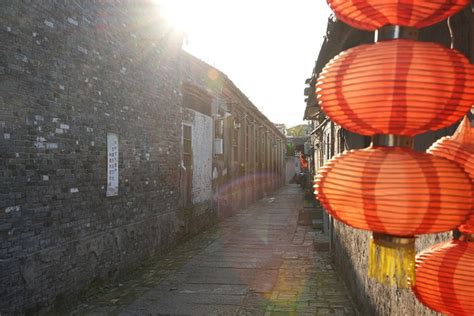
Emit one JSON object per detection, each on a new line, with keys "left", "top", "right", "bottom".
{"left": 156, "top": 0, "right": 221, "bottom": 37}
{"left": 154, "top": 0, "right": 332, "bottom": 127}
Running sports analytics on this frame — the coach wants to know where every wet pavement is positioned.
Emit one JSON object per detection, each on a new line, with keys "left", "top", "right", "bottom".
{"left": 70, "top": 185, "right": 357, "bottom": 315}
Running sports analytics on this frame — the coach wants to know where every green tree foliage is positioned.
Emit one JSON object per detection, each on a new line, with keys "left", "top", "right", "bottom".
{"left": 286, "top": 124, "right": 307, "bottom": 136}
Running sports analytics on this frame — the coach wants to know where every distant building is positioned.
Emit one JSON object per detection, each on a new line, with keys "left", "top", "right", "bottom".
{"left": 274, "top": 123, "right": 287, "bottom": 136}
{"left": 181, "top": 52, "right": 286, "bottom": 218}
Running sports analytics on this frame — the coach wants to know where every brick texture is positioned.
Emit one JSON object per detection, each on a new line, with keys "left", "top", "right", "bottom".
{"left": 0, "top": 1, "right": 186, "bottom": 313}
{"left": 0, "top": 1, "right": 286, "bottom": 314}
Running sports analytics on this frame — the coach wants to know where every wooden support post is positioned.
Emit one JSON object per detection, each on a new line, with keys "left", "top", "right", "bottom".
{"left": 471, "top": 1, "right": 474, "bottom": 62}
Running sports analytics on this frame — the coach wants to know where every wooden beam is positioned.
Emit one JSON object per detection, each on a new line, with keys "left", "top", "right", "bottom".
{"left": 471, "top": 0, "right": 474, "bottom": 62}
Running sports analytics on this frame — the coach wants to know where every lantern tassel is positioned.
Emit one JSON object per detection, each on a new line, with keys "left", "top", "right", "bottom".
{"left": 368, "top": 233, "right": 415, "bottom": 288}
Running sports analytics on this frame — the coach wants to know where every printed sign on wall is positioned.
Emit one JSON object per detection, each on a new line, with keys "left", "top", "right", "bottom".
{"left": 106, "top": 133, "right": 119, "bottom": 197}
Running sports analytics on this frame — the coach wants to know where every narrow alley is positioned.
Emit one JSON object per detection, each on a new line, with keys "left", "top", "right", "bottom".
{"left": 69, "top": 185, "right": 356, "bottom": 315}
{"left": 3, "top": 1, "right": 474, "bottom": 315}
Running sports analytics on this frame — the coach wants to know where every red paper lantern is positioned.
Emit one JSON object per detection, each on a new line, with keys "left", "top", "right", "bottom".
{"left": 327, "top": 0, "right": 470, "bottom": 31}
{"left": 315, "top": 146, "right": 472, "bottom": 236}
{"left": 413, "top": 238, "right": 474, "bottom": 316}
{"left": 316, "top": 40, "right": 474, "bottom": 136}
{"left": 315, "top": 145, "right": 472, "bottom": 287}
{"left": 428, "top": 116, "right": 474, "bottom": 234}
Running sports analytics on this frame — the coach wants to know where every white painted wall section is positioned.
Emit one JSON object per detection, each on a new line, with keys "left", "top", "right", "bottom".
{"left": 191, "top": 111, "right": 213, "bottom": 204}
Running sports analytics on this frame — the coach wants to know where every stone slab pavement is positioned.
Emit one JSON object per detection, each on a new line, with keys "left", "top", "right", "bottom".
{"left": 69, "top": 185, "right": 357, "bottom": 315}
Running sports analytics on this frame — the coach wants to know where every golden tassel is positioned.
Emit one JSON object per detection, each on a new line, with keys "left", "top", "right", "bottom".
{"left": 368, "top": 233, "right": 415, "bottom": 288}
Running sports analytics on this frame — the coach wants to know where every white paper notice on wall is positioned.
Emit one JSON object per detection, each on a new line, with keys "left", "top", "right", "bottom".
{"left": 106, "top": 133, "right": 119, "bottom": 197}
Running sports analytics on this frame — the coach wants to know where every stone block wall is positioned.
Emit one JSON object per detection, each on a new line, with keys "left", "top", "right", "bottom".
{"left": 0, "top": 1, "right": 188, "bottom": 313}
{"left": 330, "top": 221, "right": 449, "bottom": 315}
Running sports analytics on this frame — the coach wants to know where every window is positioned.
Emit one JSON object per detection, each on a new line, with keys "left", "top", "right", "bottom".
{"left": 215, "top": 119, "right": 224, "bottom": 138}
{"left": 182, "top": 83, "right": 212, "bottom": 116}
{"left": 233, "top": 119, "right": 239, "bottom": 162}
{"left": 183, "top": 125, "right": 192, "bottom": 169}
{"left": 326, "top": 134, "right": 330, "bottom": 160}
{"left": 245, "top": 121, "right": 250, "bottom": 164}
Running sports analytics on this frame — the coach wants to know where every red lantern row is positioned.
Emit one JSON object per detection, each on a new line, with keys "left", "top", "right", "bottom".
{"left": 317, "top": 0, "right": 474, "bottom": 291}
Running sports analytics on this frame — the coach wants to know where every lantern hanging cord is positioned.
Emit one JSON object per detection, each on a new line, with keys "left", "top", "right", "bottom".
{"left": 447, "top": 16, "right": 454, "bottom": 49}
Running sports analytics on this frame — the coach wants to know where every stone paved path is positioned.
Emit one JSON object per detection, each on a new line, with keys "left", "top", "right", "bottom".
{"left": 70, "top": 185, "right": 357, "bottom": 315}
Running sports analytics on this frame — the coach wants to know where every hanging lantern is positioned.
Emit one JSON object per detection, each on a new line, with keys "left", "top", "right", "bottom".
{"left": 413, "top": 236, "right": 474, "bottom": 316}
{"left": 428, "top": 115, "right": 474, "bottom": 234}
{"left": 314, "top": 144, "right": 473, "bottom": 287}
{"left": 315, "top": 146, "right": 472, "bottom": 235}
{"left": 316, "top": 40, "right": 474, "bottom": 136}
{"left": 327, "top": 0, "right": 470, "bottom": 31}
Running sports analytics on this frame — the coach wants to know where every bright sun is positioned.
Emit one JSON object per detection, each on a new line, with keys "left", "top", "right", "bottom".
{"left": 153, "top": 0, "right": 332, "bottom": 127}
{"left": 156, "top": 0, "right": 221, "bottom": 36}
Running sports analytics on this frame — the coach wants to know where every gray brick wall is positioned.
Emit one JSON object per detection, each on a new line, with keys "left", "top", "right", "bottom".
{"left": 0, "top": 1, "right": 186, "bottom": 313}
{"left": 331, "top": 222, "right": 448, "bottom": 315}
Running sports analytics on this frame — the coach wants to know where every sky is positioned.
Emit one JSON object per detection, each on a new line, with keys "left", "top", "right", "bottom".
{"left": 157, "top": 0, "right": 332, "bottom": 128}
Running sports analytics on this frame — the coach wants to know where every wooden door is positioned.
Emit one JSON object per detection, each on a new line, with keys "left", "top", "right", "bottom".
{"left": 182, "top": 124, "right": 192, "bottom": 206}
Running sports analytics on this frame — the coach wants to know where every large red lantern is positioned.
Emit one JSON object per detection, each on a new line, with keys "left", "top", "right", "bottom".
{"left": 316, "top": 146, "right": 472, "bottom": 236}
{"left": 314, "top": 145, "right": 472, "bottom": 286}
{"left": 316, "top": 40, "right": 474, "bottom": 136}
{"left": 327, "top": 0, "right": 470, "bottom": 31}
{"left": 413, "top": 237, "right": 474, "bottom": 316}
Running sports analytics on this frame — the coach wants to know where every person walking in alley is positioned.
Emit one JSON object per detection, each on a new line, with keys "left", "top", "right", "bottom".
{"left": 296, "top": 153, "right": 309, "bottom": 188}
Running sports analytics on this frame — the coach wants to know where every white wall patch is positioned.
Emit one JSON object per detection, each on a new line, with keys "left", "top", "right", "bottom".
{"left": 5, "top": 206, "right": 21, "bottom": 213}
{"left": 44, "top": 20, "right": 54, "bottom": 28}
{"left": 67, "top": 17, "right": 78, "bottom": 26}
{"left": 106, "top": 133, "right": 119, "bottom": 196}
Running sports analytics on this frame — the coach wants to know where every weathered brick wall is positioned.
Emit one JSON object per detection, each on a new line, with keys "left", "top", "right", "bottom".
{"left": 180, "top": 53, "right": 286, "bottom": 218}
{"left": 0, "top": 1, "right": 189, "bottom": 313}
{"left": 331, "top": 221, "right": 448, "bottom": 315}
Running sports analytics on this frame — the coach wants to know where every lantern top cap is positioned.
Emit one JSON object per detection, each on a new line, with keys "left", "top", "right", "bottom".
{"left": 451, "top": 116, "right": 474, "bottom": 146}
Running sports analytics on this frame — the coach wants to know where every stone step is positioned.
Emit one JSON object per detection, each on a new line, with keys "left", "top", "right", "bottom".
{"left": 297, "top": 209, "right": 312, "bottom": 226}
{"left": 313, "top": 232, "right": 330, "bottom": 252}
{"left": 303, "top": 200, "right": 315, "bottom": 209}
{"left": 311, "top": 209, "right": 324, "bottom": 220}
{"left": 312, "top": 219, "right": 324, "bottom": 230}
